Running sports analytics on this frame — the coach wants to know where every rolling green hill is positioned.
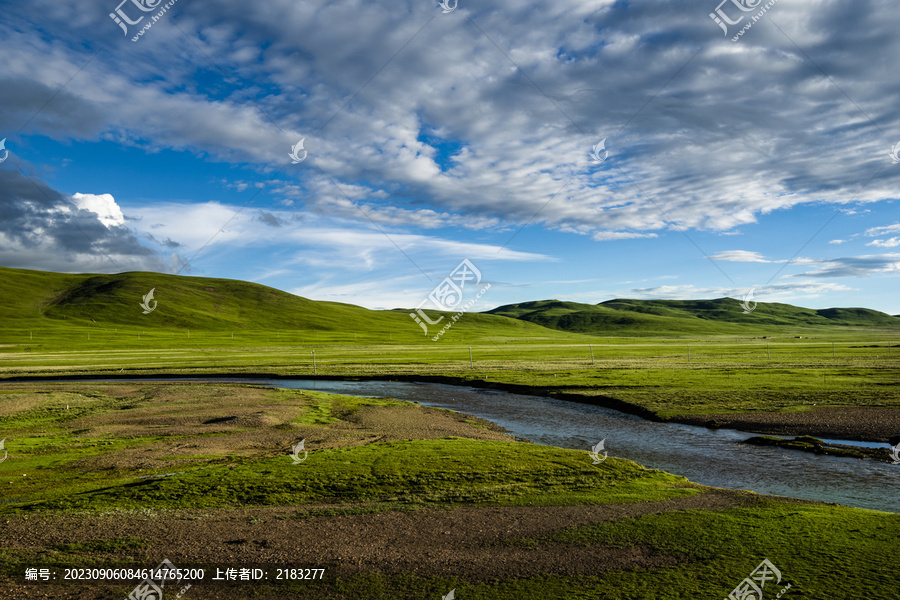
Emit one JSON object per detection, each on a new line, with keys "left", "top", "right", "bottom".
{"left": 487, "top": 298, "right": 900, "bottom": 336}
{"left": 0, "top": 266, "right": 562, "bottom": 342}
{"left": 1, "top": 266, "right": 897, "bottom": 343}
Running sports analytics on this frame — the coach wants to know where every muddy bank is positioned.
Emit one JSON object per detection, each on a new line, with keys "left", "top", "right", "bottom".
{"left": 675, "top": 406, "right": 900, "bottom": 445}
{"left": 0, "top": 372, "right": 666, "bottom": 421}
{"left": 744, "top": 435, "right": 899, "bottom": 463}
{"left": 5, "top": 372, "right": 898, "bottom": 443}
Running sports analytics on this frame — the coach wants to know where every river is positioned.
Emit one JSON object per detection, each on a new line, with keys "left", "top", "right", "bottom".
{"left": 225, "top": 378, "right": 899, "bottom": 514}
{"left": 48, "top": 377, "right": 900, "bottom": 513}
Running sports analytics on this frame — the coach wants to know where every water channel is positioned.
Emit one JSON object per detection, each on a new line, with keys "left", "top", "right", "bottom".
{"left": 210, "top": 378, "right": 899, "bottom": 514}
{"left": 51, "top": 377, "right": 900, "bottom": 513}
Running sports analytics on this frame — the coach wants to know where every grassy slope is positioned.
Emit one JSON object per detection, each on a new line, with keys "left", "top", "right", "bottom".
{"left": 3, "top": 266, "right": 898, "bottom": 341}
{"left": 487, "top": 297, "right": 900, "bottom": 336}
{"left": 0, "top": 266, "right": 556, "bottom": 339}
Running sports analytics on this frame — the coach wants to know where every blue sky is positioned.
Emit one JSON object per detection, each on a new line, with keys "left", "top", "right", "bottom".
{"left": 1, "top": 0, "right": 899, "bottom": 314}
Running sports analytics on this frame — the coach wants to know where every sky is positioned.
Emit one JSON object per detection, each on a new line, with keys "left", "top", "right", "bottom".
{"left": 0, "top": 0, "right": 898, "bottom": 315}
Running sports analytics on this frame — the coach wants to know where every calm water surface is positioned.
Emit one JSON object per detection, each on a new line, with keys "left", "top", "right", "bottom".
{"left": 67, "top": 377, "right": 900, "bottom": 513}
{"left": 242, "top": 378, "right": 899, "bottom": 514}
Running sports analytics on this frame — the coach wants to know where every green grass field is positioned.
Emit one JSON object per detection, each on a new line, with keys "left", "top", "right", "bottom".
{"left": 1, "top": 267, "right": 899, "bottom": 598}
{"left": 2, "top": 265, "right": 899, "bottom": 421}
{"left": 0, "top": 382, "right": 897, "bottom": 599}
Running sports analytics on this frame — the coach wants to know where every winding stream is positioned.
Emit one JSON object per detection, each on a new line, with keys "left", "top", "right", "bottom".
{"left": 269, "top": 379, "right": 899, "bottom": 514}
{"left": 54, "top": 377, "right": 900, "bottom": 513}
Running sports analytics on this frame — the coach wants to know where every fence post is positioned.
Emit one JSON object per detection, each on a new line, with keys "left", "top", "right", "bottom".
{"left": 590, "top": 345, "right": 594, "bottom": 365}
{"left": 687, "top": 344, "right": 690, "bottom": 362}
{"left": 469, "top": 346, "right": 473, "bottom": 368}
{"left": 312, "top": 349, "right": 317, "bottom": 375}
{"left": 767, "top": 343, "right": 770, "bottom": 359}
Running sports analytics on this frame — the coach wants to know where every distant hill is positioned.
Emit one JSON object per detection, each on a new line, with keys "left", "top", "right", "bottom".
{"left": 1, "top": 266, "right": 896, "bottom": 340}
{"left": 0, "top": 266, "right": 553, "bottom": 340}
{"left": 486, "top": 298, "right": 900, "bottom": 336}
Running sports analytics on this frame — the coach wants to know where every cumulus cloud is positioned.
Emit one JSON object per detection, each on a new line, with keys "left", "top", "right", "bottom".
{"left": 0, "top": 169, "right": 167, "bottom": 273}
{"left": 2, "top": 0, "right": 899, "bottom": 241}
{"left": 71, "top": 193, "right": 125, "bottom": 228}
{"left": 0, "top": 0, "right": 898, "bottom": 313}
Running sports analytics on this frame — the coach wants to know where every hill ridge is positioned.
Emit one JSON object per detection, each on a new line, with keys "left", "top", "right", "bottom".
{"left": 487, "top": 297, "right": 899, "bottom": 335}
{"left": 1, "top": 266, "right": 897, "bottom": 338}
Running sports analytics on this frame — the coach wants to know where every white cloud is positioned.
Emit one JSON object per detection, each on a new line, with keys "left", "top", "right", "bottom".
{"left": 707, "top": 250, "right": 774, "bottom": 263}
{"left": 864, "top": 223, "right": 900, "bottom": 237}
{"left": 627, "top": 281, "right": 855, "bottom": 302}
{"left": 2, "top": 0, "right": 900, "bottom": 314}
{"left": 591, "top": 231, "right": 658, "bottom": 241}
{"left": 787, "top": 254, "right": 900, "bottom": 278}
{"left": 866, "top": 237, "right": 900, "bottom": 248}
{"left": 3, "top": 0, "right": 900, "bottom": 242}
{"left": 126, "top": 201, "right": 550, "bottom": 272}
{"left": 0, "top": 171, "right": 166, "bottom": 274}
{"left": 71, "top": 193, "right": 125, "bottom": 228}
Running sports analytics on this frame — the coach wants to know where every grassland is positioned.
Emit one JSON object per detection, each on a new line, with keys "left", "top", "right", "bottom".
{"left": 3, "top": 330, "right": 900, "bottom": 439}
{"left": 0, "top": 382, "right": 897, "bottom": 599}
{"left": 1, "top": 266, "right": 899, "bottom": 597}
{"left": 2, "top": 265, "right": 899, "bottom": 439}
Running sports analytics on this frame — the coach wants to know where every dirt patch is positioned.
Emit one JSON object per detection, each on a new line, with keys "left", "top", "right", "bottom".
{"left": 0, "top": 382, "right": 520, "bottom": 473}
{"left": 675, "top": 406, "right": 900, "bottom": 443}
{"left": 0, "top": 487, "right": 813, "bottom": 600}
